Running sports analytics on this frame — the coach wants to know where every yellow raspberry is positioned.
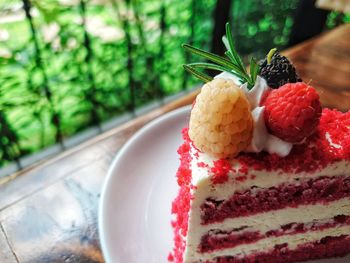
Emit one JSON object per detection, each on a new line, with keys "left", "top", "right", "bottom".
{"left": 189, "top": 78, "right": 253, "bottom": 158}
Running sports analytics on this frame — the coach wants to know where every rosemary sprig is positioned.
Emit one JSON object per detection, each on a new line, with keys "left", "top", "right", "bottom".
{"left": 182, "top": 22, "right": 260, "bottom": 89}
{"left": 183, "top": 65, "right": 213, "bottom": 83}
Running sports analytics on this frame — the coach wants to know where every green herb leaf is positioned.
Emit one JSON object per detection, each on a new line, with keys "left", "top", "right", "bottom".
{"left": 222, "top": 36, "right": 230, "bottom": 52}
{"left": 188, "top": 62, "right": 248, "bottom": 82}
{"left": 187, "top": 62, "right": 230, "bottom": 72}
{"left": 225, "top": 23, "right": 246, "bottom": 73}
{"left": 182, "top": 23, "right": 261, "bottom": 89}
{"left": 183, "top": 65, "right": 213, "bottom": 83}
{"left": 182, "top": 44, "right": 242, "bottom": 73}
{"left": 183, "top": 44, "right": 248, "bottom": 78}
{"left": 249, "top": 57, "right": 259, "bottom": 84}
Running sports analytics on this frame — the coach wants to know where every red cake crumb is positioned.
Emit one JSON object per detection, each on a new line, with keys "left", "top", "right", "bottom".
{"left": 236, "top": 109, "right": 350, "bottom": 174}
{"left": 235, "top": 176, "right": 247, "bottom": 182}
{"left": 168, "top": 253, "right": 174, "bottom": 262}
{"left": 238, "top": 164, "right": 249, "bottom": 175}
{"left": 319, "top": 109, "right": 350, "bottom": 158}
{"left": 201, "top": 176, "right": 350, "bottom": 224}
{"left": 197, "top": 162, "right": 208, "bottom": 168}
{"left": 211, "top": 159, "right": 231, "bottom": 184}
{"left": 170, "top": 128, "right": 193, "bottom": 263}
{"left": 212, "top": 235, "right": 350, "bottom": 263}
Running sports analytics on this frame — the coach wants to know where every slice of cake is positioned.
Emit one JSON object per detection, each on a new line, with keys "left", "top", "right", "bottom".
{"left": 169, "top": 23, "right": 350, "bottom": 263}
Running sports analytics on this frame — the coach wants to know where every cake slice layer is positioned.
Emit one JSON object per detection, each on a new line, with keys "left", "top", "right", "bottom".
{"left": 190, "top": 225, "right": 350, "bottom": 262}
{"left": 201, "top": 176, "right": 350, "bottom": 224}
{"left": 213, "top": 235, "right": 350, "bottom": 263}
{"left": 199, "top": 214, "right": 350, "bottom": 252}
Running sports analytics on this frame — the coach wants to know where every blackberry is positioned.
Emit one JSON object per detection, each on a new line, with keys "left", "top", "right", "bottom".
{"left": 259, "top": 49, "right": 302, "bottom": 89}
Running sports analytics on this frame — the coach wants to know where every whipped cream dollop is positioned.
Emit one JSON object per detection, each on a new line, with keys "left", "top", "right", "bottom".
{"left": 214, "top": 72, "right": 293, "bottom": 157}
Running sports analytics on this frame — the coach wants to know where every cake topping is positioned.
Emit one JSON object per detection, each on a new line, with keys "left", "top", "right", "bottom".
{"left": 215, "top": 73, "right": 293, "bottom": 157}
{"left": 263, "top": 82, "right": 322, "bottom": 143}
{"left": 182, "top": 22, "right": 323, "bottom": 158}
{"left": 240, "top": 75, "right": 270, "bottom": 109}
{"left": 259, "top": 49, "right": 302, "bottom": 88}
{"left": 319, "top": 108, "right": 350, "bottom": 158}
{"left": 188, "top": 78, "right": 253, "bottom": 158}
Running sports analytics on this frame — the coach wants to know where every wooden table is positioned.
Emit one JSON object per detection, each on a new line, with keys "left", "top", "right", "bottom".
{"left": 0, "top": 24, "right": 349, "bottom": 263}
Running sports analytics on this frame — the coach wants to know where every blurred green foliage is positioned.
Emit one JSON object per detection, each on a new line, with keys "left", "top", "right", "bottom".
{"left": 231, "top": 0, "right": 299, "bottom": 56}
{"left": 0, "top": 0, "right": 348, "bottom": 168}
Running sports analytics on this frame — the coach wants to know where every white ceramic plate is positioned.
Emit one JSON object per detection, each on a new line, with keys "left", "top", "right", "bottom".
{"left": 99, "top": 106, "right": 190, "bottom": 263}
{"left": 99, "top": 105, "right": 350, "bottom": 263}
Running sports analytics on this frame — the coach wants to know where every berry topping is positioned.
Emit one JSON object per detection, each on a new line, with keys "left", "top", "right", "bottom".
{"left": 263, "top": 82, "right": 322, "bottom": 143}
{"left": 189, "top": 78, "right": 253, "bottom": 158}
{"left": 259, "top": 49, "right": 302, "bottom": 89}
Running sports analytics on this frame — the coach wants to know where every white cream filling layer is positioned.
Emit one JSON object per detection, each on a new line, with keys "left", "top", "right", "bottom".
{"left": 199, "top": 198, "right": 350, "bottom": 236}
{"left": 191, "top": 146, "right": 350, "bottom": 200}
{"left": 187, "top": 225, "right": 350, "bottom": 262}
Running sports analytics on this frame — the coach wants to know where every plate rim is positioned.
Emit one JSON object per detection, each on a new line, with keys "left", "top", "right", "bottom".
{"left": 98, "top": 105, "right": 191, "bottom": 263}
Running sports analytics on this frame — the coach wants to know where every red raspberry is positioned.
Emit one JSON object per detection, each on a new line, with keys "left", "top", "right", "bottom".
{"left": 263, "top": 82, "right": 322, "bottom": 143}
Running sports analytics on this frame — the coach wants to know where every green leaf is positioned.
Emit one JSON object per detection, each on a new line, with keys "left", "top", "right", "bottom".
{"left": 183, "top": 65, "right": 213, "bottom": 83}
{"left": 224, "top": 50, "right": 236, "bottom": 65}
{"left": 182, "top": 23, "right": 260, "bottom": 89}
{"left": 249, "top": 57, "right": 260, "bottom": 84}
{"left": 224, "top": 24, "right": 237, "bottom": 61}
{"left": 188, "top": 62, "right": 228, "bottom": 72}
{"left": 222, "top": 36, "right": 230, "bottom": 52}
{"left": 222, "top": 52, "right": 250, "bottom": 83}
{"left": 188, "top": 62, "right": 249, "bottom": 82}
{"left": 182, "top": 44, "right": 242, "bottom": 73}
{"left": 224, "top": 23, "right": 246, "bottom": 73}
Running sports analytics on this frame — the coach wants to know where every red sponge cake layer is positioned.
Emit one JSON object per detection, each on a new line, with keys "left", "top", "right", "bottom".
{"left": 214, "top": 235, "right": 350, "bottom": 263}
{"left": 199, "top": 215, "right": 350, "bottom": 253}
{"left": 201, "top": 176, "right": 350, "bottom": 224}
